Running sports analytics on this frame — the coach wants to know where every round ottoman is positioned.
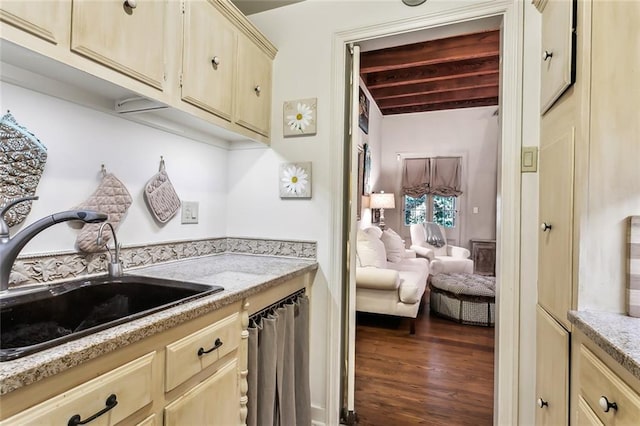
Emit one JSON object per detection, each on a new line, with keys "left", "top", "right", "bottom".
{"left": 429, "top": 273, "right": 496, "bottom": 327}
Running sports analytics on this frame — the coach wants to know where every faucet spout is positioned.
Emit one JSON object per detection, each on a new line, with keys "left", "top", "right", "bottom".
{"left": 97, "top": 222, "right": 123, "bottom": 278}
{"left": 0, "top": 197, "right": 108, "bottom": 292}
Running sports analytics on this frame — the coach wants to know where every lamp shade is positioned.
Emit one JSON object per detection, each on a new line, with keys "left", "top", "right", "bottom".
{"left": 370, "top": 192, "right": 395, "bottom": 209}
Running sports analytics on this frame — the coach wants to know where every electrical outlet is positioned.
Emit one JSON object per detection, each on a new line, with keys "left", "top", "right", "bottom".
{"left": 181, "top": 201, "right": 199, "bottom": 224}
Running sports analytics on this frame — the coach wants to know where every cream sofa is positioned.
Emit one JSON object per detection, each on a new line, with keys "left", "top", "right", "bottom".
{"left": 355, "top": 227, "right": 429, "bottom": 334}
{"left": 409, "top": 223, "right": 473, "bottom": 275}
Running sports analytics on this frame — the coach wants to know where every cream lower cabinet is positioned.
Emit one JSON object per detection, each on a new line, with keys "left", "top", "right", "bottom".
{"left": 536, "top": 305, "right": 570, "bottom": 426}
{"left": 0, "top": 273, "right": 313, "bottom": 425}
{"left": 573, "top": 333, "right": 640, "bottom": 426}
{"left": 0, "top": 303, "right": 245, "bottom": 426}
{"left": 0, "top": 352, "right": 156, "bottom": 425}
{"left": 165, "top": 359, "right": 239, "bottom": 425}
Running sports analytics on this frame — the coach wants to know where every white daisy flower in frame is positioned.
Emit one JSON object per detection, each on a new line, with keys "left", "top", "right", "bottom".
{"left": 283, "top": 98, "right": 317, "bottom": 137}
{"left": 279, "top": 162, "right": 312, "bottom": 198}
{"left": 287, "top": 102, "right": 313, "bottom": 132}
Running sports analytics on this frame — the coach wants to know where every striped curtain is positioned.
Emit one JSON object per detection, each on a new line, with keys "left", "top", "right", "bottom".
{"left": 247, "top": 295, "right": 311, "bottom": 426}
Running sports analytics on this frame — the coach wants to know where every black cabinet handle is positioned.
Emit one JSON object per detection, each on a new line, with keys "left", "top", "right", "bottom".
{"left": 197, "top": 338, "right": 223, "bottom": 356}
{"left": 68, "top": 394, "right": 118, "bottom": 425}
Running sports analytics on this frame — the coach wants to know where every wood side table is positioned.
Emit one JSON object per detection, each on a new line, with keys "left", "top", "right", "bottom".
{"left": 470, "top": 239, "right": 496, "bottom": 276}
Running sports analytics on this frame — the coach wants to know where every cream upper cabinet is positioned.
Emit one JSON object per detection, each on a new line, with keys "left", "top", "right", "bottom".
{"left": 235, "top": 31, "right": 273, "bottom": 138}
{"left": 0, "top": 0, "right": 70, "bottom": 45}
{"left": 181, "top": 0, "right": 236, "bottom": 121}
{"left": 71, "top": 0, "right": 166, "bottom": 90}
{"left": 535, "top": 305, "right": 569, "bottom": 426}
{"left": 536, "top": 0, "right": 575, "bottom": 114}
{"left": 164, "top": 358, "right": 239, "bottom": 426}
{"left": 538, "top": 127, "right": 574, "bottom": 328}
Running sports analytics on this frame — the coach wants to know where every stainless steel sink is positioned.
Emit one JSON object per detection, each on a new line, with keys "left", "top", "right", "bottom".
{"left": 0, "top": 275, "right": 223, "bottom": 361}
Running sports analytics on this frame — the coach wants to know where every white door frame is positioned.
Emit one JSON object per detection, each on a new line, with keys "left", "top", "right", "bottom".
{"left": 326, "top": 1, "right": 523, "bottom": 425}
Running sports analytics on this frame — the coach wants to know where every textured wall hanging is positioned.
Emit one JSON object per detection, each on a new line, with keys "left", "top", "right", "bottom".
{"left": 0, "top": 111, "right": 48, "bottom": 226}
{"left": 280, "top": 162, "right": 311, "bottom": 199}
{"left": 283, "top": 98, "right": 317, "bottom": 137}
{"left": 74, "top": 166, "right": 132, "bottom": 253}
{"left": 144, "top": 156, "right": 181, "bottom": 224}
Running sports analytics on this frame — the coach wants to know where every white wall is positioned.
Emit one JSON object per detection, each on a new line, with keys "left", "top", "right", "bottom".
{"left": 0, "top": 82, "right": 229, "bottom": 254}
{"left": 377, "top": 106, "right": 499, "bottom": 247}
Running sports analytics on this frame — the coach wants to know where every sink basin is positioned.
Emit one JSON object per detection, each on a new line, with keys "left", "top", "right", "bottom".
{"left": 0, "top": 275, "right": 223, "bottom": 361}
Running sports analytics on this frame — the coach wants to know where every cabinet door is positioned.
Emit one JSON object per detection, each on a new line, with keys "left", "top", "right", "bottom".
{"left": 535, "top": 305, "right": 569, "bottom": 426}
{"left": 235, "top": 33, "right": 272, "bottom": 137}
{"left": 181, "top": 0, "right": 236, "bottom": 121}
{"left": 0, "top": 0, "right": 70, "bottom": 45}
{"left": 539, "top": 0, "right": 575, "bottom": 114}
{"left": 164, "top": 359, "right": 239, "bottom": 426}
{"left": 538, "top": 128, "right": 574, "bottom": 328}
{"left": 71, "top": 0, "right": 166, "bottom": 90}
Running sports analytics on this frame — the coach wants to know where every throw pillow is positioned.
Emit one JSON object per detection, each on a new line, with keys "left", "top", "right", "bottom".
{"left": 381, "top": 228, "right": 405, "bottom": 263}
{"left": 356, "top": 229, "right": 387, "bottom": 268}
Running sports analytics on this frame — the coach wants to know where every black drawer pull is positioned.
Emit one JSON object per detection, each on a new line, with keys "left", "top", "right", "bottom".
{"left": 68, "top": 394, "right": 118, "bottom": 425}
{"left": 197, "top": 338, "right": 223, "bottom": 356}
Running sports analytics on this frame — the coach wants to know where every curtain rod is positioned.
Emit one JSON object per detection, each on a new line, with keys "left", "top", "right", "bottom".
{"left": 249, "top": 288, "right": 306, "bottom": 322}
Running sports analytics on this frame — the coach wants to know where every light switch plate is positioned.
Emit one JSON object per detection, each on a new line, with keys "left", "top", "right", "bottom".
{"left": 181, "top": 201, "right": 199, "bottom": 224}
{"left": 522, "top": 146, "right": 538, "bottom": 173}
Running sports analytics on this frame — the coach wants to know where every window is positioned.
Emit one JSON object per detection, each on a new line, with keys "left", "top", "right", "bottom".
{"left": 404, "top": 194, "right": 457, "bottom": 228}
{"left": 404, "top": 195, "right": 426, "bottom": 225}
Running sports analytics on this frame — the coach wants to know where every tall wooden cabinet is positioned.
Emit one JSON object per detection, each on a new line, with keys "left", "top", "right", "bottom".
{"left": 535, "top": 1, "right": 640, "bottom": 425}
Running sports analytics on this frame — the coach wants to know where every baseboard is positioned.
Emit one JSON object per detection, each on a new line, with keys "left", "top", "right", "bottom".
{"left": 311, "top": 404, "right": 326, "bottom": 426}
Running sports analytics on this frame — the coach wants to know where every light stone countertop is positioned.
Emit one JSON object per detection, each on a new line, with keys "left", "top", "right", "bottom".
{"left": 568, "top": 311, "right": 640, "bottom": 381}
{"left": 0, "top": 253, "right": 318, "bottom": 395}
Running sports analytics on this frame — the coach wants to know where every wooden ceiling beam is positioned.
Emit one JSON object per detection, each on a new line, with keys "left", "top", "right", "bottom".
{"left": 369, "top": 72, "right": 499, "bottom": 100}
{"left": 382, "top": 98, "right": 499, "bottom": 115}
{"left": 360, "top": 30, "right": 500, "bottom": 74}
{"left": 363, "top": 55, "right": 499, "bottom": 89}
{"left": 376, "top": 86, "right": 499, "bottom": 110}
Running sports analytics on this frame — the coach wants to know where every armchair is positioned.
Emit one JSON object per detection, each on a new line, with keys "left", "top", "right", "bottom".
{"left": 409, "top": 223, "right": 473, "bottom": 275}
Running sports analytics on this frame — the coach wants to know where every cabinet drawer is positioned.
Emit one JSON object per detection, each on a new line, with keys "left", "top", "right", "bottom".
{"left": 1, "top": 352, "right": 155, "bottom": 425}
{"left": 165, "top": 312, "right": 240, "bottom": 391}
{"left": 580, "top": 345, "right": 640, "bottom": 425}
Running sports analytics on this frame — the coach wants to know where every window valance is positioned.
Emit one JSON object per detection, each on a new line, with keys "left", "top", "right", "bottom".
{"left": 401, "top": 156, "right": 462, "bottom": 197}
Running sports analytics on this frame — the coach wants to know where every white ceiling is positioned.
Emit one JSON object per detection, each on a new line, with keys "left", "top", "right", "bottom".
{"left": 231, "top": 0, "right": 304, "bottom": 16}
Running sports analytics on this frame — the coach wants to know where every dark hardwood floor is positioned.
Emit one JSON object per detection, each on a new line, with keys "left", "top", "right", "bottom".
{"left": 355, "top": 301, "right": 495, "bottom": 426}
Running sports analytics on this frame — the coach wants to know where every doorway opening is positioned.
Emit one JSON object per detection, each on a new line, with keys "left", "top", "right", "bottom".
{"left": 330, "top": 3, "right": 523, "bottom": 425}
{"left": 350, "top": 22, "right": 500, "bottom": 423}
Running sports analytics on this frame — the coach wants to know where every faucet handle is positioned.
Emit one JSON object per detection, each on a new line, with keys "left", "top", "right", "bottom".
{"left": 1, "top": 196, "right": 39, "bottom": 238}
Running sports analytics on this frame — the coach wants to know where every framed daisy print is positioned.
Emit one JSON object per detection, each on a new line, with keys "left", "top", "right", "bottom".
{"left": 283, "top": 98, "right": 317, "bottom": 137}
{"left": 280, "top": 162, "right": 312, "bottom": 198}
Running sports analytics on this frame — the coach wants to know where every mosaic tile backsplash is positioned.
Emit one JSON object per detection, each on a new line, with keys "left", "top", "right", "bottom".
{"left": 9, "top": 237, "right": 317, "bottom": 289}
